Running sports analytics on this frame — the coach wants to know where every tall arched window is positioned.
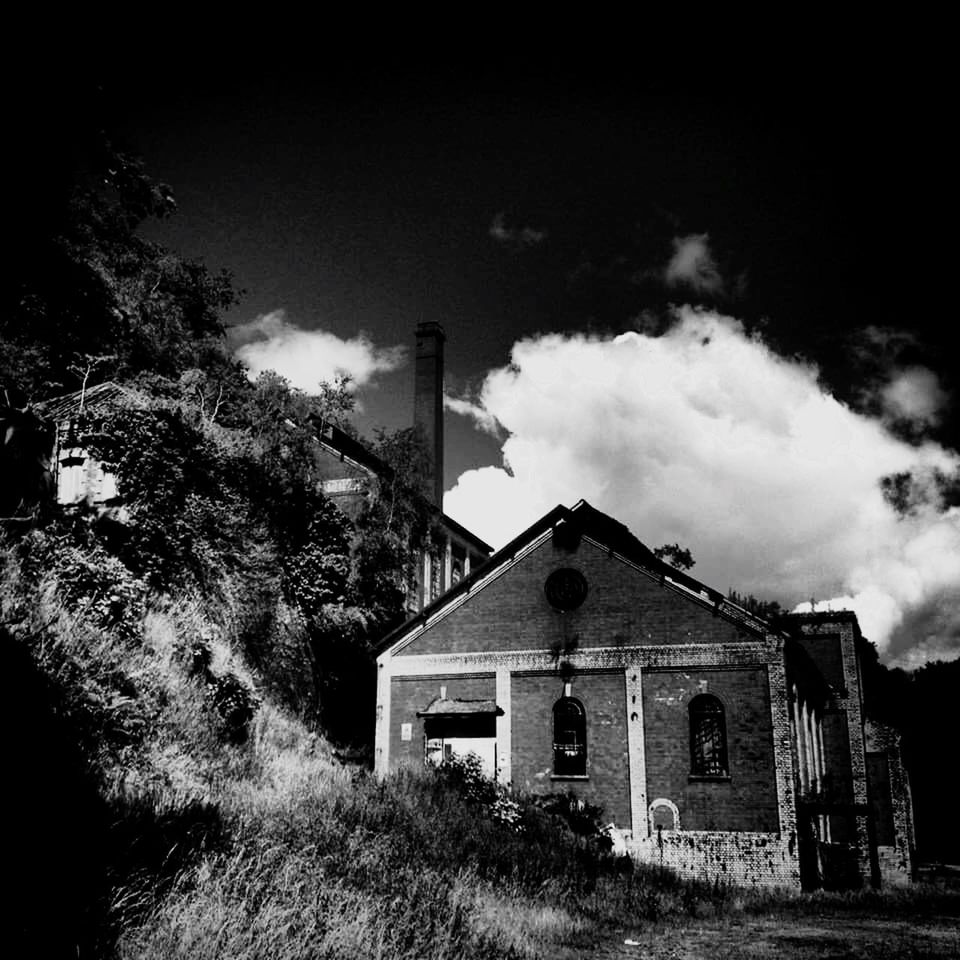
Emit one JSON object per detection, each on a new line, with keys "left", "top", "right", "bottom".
{"left": 689, "top": 694, "right": 728, "bottom": 778}
{"left": 553, "top": 697, "right": 587, "bottom": 776}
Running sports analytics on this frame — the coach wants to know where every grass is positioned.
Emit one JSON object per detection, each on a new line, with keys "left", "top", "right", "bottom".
{"left": 114, "top": 740, "right": 960, "bottom": 960}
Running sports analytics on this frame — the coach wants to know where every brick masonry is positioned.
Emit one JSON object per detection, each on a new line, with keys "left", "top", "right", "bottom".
{"left": 865, "top": 719, "right": 916, "bottom": 885}
{"left": 376, "top": 523, "right": 912, "bottom": 890}
{"left": 642, "top": 666, "right": 779, "bottom": 832}
{"left": 794, "top": 616, "right": 872, "bottom": 883}
{"left": 510, "top": 670, "right": 631, "bottom": 825}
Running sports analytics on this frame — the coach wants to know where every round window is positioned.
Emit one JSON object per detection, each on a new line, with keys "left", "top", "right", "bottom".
{"left": 544, "top": 568, "right": 588, "bottom": 611}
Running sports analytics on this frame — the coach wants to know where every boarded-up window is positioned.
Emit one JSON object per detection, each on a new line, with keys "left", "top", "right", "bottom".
{"left": 689, "top": 694, "right": 728, "bottom": 777}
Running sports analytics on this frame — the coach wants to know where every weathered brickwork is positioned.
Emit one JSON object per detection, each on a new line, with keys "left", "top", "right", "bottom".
{"left": 397, "top": 537, "right": 753, "bottom": 658}
{"left": 376, "top": 506, "right": 913, "bottom": 892}
{"left": 628, "top": 832, "right": 800, "bottom": 887}
{"left": 865, "top": 719, "right": 916, "bottom": 885}
{"left": 388, "top": 674, "right": 495, "bottom": 772}
{"left": 794, "top": 615, "right": 872, "bottom": 882}
{"left": 511, "top": 671, "right": 631, "bottom": 826}
{"left": 642, "top": 667, "right": 779, "bottom": 832}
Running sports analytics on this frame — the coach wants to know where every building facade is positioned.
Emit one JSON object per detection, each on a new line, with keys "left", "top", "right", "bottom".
{"left": 374, "top": 500, "right": 915, "bottom": 889}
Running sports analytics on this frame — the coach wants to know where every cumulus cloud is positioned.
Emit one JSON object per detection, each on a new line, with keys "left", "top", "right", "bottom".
{"left": 443, "top": 308, "right": 960, "bottom": 664}
{"left": 231, "top": 310, "right": 405, "bottom": 394}
{"left": 664, "top": 233, "right": 725, "bottom": 295}
{"left": 879, "top": 366, "right": 949, "bottom": 428}
{"left": 489, "top": 212, "right": 548, "bottom": 250}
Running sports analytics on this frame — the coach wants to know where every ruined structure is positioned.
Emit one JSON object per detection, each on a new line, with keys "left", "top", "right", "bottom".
{"left": 313, "top": 320, "right": 490, "bottom": 611}
{"left": 37, "top": 323, "right": 491, "bottom": 614}
{"left": 374, "top": 500, "right": 915, "bottom": 889}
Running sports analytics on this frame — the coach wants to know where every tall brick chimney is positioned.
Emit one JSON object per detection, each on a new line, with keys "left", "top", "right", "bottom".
{"left": 414, "top": 320, "right": 445, "bottom": 507}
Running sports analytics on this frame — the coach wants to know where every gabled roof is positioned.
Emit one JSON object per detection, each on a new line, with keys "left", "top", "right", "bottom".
{"left": 36, "top": 381, "right": 154, "bottom": 422}
{"left": 311, "top": 416, "right": 492, "bottom": 555}
{"left": 377, "top": 499, "right": 773, "bottom": 654}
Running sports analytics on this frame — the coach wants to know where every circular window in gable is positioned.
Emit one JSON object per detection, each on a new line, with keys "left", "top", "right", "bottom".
{"left": 545, "top": 568, "right": 588, "bottom": 611}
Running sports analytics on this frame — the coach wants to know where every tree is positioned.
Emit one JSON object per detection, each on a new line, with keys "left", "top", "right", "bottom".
{"left": 726, "top": 589, "right": 783, "bottom": 620}
{"left": 2, "top": 126, "right": 237, "bottom": 400}
{"left": 653, "top": 542, "right": 695, "bottom": 571}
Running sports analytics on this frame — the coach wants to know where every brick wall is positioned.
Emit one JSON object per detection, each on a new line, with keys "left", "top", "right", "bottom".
{"left": 510, "top": 671, "right": 631, "bottom": 826}
{"left": 865, "top": 719, "right": 916, "bottom": 885}
{"left": 398, "top": 537, "right": 752, "bottom": 658}
{"left": 388, "top": 674, "right": 495, "bottom": 772}
{"left": 642, "top": 667, "right": 780, "bottom": 832}
{"left": 377, "top": 530, "right": 805, "bottom": 887}
{"left": 628, "top": 831, "right": 800, "bottom": 887}
{"left": 794, "top": 615, "right": 872, "bottom": 885}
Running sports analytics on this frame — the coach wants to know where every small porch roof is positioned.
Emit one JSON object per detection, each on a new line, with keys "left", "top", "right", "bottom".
{"left": 416, "top": 697, "right": 504, "bottom": 718}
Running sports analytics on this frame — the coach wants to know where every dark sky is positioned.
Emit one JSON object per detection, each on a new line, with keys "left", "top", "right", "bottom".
{"left": 10, "top": 58, "right": 957, "bottom": 664}
{"left": 95, "top": 67, "right": 956, "bottom": 483}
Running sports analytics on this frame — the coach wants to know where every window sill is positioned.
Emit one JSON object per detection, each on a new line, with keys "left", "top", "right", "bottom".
{"left": 551, "top": 774, "right": 590, "bottom": 781}
{"left": 688, "top": 774, "right": 731, "bottom": 783}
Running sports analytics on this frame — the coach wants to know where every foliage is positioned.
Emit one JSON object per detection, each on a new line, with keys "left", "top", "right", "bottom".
{"left": 352, "top": 426, "right": 438, "bottom": 623}
{"left": 81, "top": 404, "right": 251, "bottom": 594}
{"left": 727, "top": 588, "right": 783, "bottom": 620}
{"left": 654, "top": 541, "right": 695, "bottom": 571}
{"left": 117, "top": 756, "right": 960, "bottom": 960}
{"left": 435, "top": 752, "right": 524, "bottom": 832}
{"left": 2, "top": 129, "right": 237, "bottom": 400}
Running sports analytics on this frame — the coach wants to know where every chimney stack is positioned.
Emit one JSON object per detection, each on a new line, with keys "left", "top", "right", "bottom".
{"left": 414, "top": 321, "right": 445, "bottom": 507}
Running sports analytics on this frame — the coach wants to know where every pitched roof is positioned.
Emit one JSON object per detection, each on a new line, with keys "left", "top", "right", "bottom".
{"left": 312, "top": 416, "right": 492, "bottom": 555}
{"left": 36, "top": 381, "right": 153, "bottom": 421}
{"left": 377, "top": 499, "right": 772, "bottom": 654}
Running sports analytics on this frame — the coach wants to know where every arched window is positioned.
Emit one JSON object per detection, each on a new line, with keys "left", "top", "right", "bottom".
{"left": 553, "top": 697, "right": 587, "bottom": 776}
{"left": 689, "top": 694, "right": 728, "bottom": 778}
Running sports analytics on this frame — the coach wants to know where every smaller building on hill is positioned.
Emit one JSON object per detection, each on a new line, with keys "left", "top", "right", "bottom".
{"left": 34, "top": 321, "right": 492, "bottom": 615}
{"left": 374, "top": 500, "right": 915, "bottom": 890}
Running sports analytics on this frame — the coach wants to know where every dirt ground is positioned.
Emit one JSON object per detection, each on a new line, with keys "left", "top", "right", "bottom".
{"left": 578, "top": 911, "right": 960, "bottom": 959}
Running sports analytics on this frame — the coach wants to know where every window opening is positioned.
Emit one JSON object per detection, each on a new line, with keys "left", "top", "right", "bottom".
{"left": 553, "top": 697, "right": 587, "bottom": 776}
{"left": 689, "top": 694, "right": 728, "bottom": 777}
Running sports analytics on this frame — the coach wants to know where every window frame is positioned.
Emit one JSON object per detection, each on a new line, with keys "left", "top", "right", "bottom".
{"left": 552, "top": 696, "right": 588, "bottom": 779}
{"left": 688, "top": 693, "right": 730, "bottom": 780}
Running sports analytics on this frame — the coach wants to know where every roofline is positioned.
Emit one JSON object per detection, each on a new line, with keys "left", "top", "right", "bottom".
{"left": 375, "top": 503, "right": 570, "bottom": 653}
{"left": 436, "top": 510, "right": 493, "bottom": 555}
{"left": 376, "top": 499, "right": 774, "bottom": 655}
{"left": 784, "top": 610, "right": 861, "bottom": 625}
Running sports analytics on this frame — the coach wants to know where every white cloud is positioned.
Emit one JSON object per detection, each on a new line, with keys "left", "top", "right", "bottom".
{"left": 880, "top": 366, "right": 949, "bottom": 428}
{"left": 444, "top": 308, "right": 960, "bottom": 663}
{"left": 443, "top": 392, "right": 502, "bottom": 436}
{"left": 664, "top": 233, "right": 724, "bottom": 295}
{"left": 232, "top": 310, "right": 405, "bottom": 394}
{"left": 489, "top": 211, "right": 548, "bottom": 250}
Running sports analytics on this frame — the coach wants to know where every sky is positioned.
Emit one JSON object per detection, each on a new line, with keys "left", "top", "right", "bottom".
{"left": 93, "top": 65, "right": 957, "bottom": 669}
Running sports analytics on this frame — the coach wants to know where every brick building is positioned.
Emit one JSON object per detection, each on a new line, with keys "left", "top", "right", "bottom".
{"left": 35, "top": 322, "right": 491, "bottom": 615}
{"left": 374, "top": 500, "right": 915, "bottom": 889}
{"left": 313, "top": 320, "right": 491, "bottom": 612}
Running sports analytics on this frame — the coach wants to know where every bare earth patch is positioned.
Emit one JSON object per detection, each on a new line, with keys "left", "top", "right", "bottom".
{"left": 579, "top": 912, "right": 960, "bottom": 959}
